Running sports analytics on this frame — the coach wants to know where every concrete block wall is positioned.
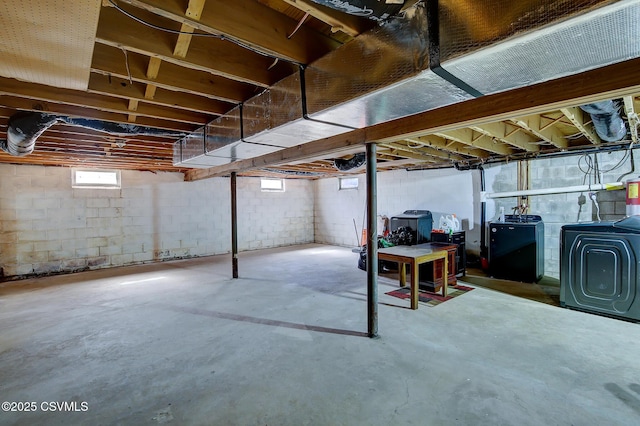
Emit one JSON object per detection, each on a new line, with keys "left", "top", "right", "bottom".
{"left": 0, "top": 165, "right": 313, "bottom": 279}
{"left": 594, "top": 189, "right": 627, "bottom": 221}
{"left": 314, "top": 149, "right": 636, "bottom": 281}
{"left": 314, "top": 168, "right": 475, "bottom": 248}
{"left": 484, "top": 149, "right": 636, "bottom": 279}
{"left": 236, "top": 177, "right": 314, "bottom": 250}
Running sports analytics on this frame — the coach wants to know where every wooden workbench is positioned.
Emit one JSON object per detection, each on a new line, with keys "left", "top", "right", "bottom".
{"left": 378, "top": 243, "right": 451, "bottom": 310}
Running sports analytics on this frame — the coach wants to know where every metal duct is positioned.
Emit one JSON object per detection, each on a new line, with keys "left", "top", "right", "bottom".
{"left": 242, "top": 70, "right": 354, "bottom": 146}
{"left": 439, "top": 0, "right": 640, "bottom": 96}
{"left": 175, "top": 70, "right": 357, "bottom": 168}
{"left": 2, "top": 112, "right": 187, "bottom": 157}
{"left": 174, "top": 126, "right": 210, "bottom": 168}
{"left": 1, "top": 112, "right": 58, "bottom": 157}
{"left": 580, "top": 100, "right": 628, "bottom": 142}
{"left": 304, "top": 3, "right": 473, "bottom": 128}
{"left": 309, "top": 0, "right": 405, "bottom": 22}
{"left": 59, "top": 117, "right": 188, "bottom": 138}
{"left": 334, "top": 153, "right": 366, "bottom": 171}
{"left": 176, "top": 0, "right": 640, "bottom": 168}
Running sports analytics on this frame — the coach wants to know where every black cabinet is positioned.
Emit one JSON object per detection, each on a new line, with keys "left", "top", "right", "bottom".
{"left": 489, "top": 215, "right": 544, "bottom": 282}
{"left": 431, "top": 231, "right": 466, "bottom": 277}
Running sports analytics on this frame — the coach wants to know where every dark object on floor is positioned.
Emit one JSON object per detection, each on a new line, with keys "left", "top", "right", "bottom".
{"left": 386, "top": 284, "right": 474, "bottom": 307}
{"left": 560, "top": 216, "right": 640, "bottom": 322}
{"left": 357, "top": 241, "right": 397, "bottom": 272}
{"left": 489, "top": 214, "right": 544, "bottom": 282}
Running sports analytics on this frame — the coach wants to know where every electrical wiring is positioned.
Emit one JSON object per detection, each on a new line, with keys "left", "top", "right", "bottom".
{"left": 578, "top": 149, "right": 632, "bottom": 186}
{"left": 576, "top": 146, "right": 635, "bottom": 222}
{"left": 617, "top": 149, "right": 635, "bottom": 182}
{"left": 108, "top": 0, "right": 223, "bottom": 38}
{"left": 107, "top": 0, "right": 289, "bottom": 62}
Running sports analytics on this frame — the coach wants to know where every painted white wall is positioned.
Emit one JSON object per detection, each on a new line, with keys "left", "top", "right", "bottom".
{"left": 314, "top": 149, "right": 636, "bottom": 280}
{"left": 2, "top": 149, "right": 635, "bottom": 281}
{"left": 0, "top": 165, "right": 313, "bottom": 278}
{"left": 314, "top": 168, "right": 476, "bottom": 249}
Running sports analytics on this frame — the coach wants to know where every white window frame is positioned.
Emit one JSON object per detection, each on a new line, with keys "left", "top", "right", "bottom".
{"left": 72, "top": 168, "right": 121, "bottom": 189}
{"left": 260, "top": 178, "right": 285, "bottom": 192}
{"left": 339, "top": 177, "right": 359, "bottom": 190}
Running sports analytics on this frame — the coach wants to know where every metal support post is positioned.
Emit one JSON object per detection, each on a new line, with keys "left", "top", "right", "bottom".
{"left": 366, "top": 143, "right": 378, "bottom": 338}
{"left": 231, "top": 172, "right": 239, "bottom": 279}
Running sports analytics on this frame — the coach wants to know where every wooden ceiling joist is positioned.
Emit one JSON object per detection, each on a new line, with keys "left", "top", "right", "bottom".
{"left": 560, "top": 106, "right": 602, "bottom": 145}
{"left": 87, "top": 73, "right": 231, "bottom": 116}
{"left": 90, "top": 44, "right": 255, "bottom": 103}
{"left": 469, "top": 122, "right": 541, "bottom": 152}
{"left": 0, "top": 2, "right": 638, "bottom": 175}
{"left": 0, "top": 77, "right": 209, "bottom": 125}
{"left": 96, "top": 7, "right": 293, "bottom": 87}
{"left": 0, "top": 96, "right": 196, "bottom": 132}
{"left": 116, "top": 0, "right": 340, "bottom": 63}
{"left": 510, "top": 114, "right": 569, "bottom": 149}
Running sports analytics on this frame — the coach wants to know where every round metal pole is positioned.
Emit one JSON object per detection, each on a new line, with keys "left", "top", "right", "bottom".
{"left": 366, "top": 142, "right": 378, "bottom": 338}
{"left": 231, "top": 172, "right": 239, "bottom": 279}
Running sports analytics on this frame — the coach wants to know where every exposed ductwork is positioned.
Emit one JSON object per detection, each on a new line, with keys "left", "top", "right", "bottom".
{"left": 1, "top": 112, "right": 188, "bottom": 157}
{"left": 580, "top": 100, "right": 628, "bottom": 142}
{"left": 1, "top": 112, "right": 59, "bottom": 157}
{"left": 169, "top": 0, "right": 638, "bottom": 169}
{"left": 334, "top": 153, "right": 366, "bottom": 171}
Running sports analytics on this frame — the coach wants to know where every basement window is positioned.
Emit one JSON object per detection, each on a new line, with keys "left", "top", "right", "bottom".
{"left": 339, "top": 177, "right": 359, "bottom": 190}
{"left": 72, "top": 169, "right": 121, "bottom": 189}
{"left": 260, "top": 178, "right": 285, "bottom": 192}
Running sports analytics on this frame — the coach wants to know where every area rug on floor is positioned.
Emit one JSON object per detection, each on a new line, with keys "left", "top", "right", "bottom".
{"left": 385, "top": 284, "right": 474, "bottom": 307}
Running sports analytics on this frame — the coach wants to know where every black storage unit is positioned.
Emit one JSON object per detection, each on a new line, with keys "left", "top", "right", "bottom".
{"left": 489, "top": 215, "right": 544, "bottom": 282}
{"left": 431, "top": 231, "right": 466, "bottom": 276}
{"left": 390, "top": 210, "right": 433, "bottom": 245}
{"left": 560, "top": 216, "right": 640, "bottom": 321}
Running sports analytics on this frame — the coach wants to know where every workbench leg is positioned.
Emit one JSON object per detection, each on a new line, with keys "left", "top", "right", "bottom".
{"left": 442, "top": 255, "right": 448, "bottom": 298}
{"left": 411, "top": 261, "right": 419, "bottom": 310}
{"left": 399, "top": 263, "right": 406, "bottom": 288}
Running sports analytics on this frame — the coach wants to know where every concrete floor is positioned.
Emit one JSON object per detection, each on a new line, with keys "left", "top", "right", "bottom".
{"left": 1, "top": 243, "right": 639, "bottom": 426}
